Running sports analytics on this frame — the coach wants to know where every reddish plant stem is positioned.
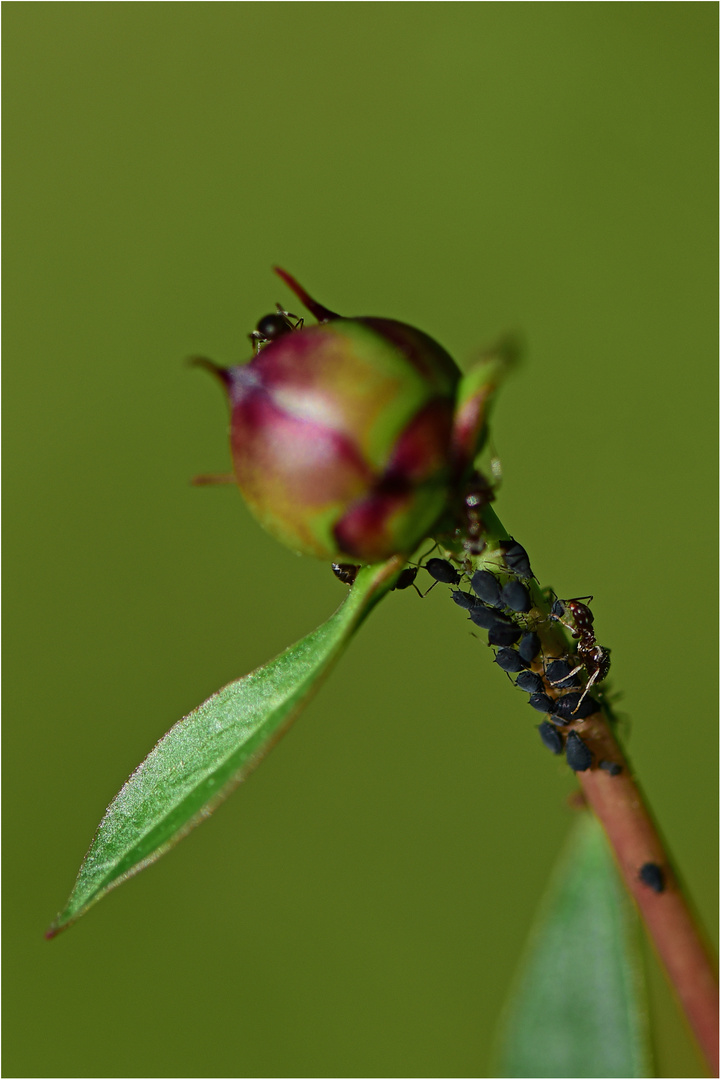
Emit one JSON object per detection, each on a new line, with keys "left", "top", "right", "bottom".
{"left": 531, "top": 606, "right": 718, "bottom": 1073}
{"left": 457, "top": 509, "right": 718, "bottom": 1073}
{"left": 572, "top": 710, "right": 719, "bottom": 1075}
{"left": 525, "top": 594, "right": 718, "bottom": 1072}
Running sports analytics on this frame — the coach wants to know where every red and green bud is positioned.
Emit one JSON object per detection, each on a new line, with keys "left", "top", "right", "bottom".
{"left": 199, "top": 270, "right": 465, "bottom": 563}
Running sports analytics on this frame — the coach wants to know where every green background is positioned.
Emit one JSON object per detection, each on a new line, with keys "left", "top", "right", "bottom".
{"left": 4, "top": 4, "right": 717, "bottom": 1077}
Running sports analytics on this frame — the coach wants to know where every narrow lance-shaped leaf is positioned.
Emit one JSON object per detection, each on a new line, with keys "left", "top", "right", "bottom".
{"left": 48, "top": 557, "right": 403, "bottom": 937}
{"left": 496, "top": 813, "right": 652, "bottom": 1079}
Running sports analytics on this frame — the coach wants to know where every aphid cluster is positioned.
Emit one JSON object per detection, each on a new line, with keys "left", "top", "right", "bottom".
{"left": 419, "top": 541, "right": 618, "bottom": 776}
{"left": 330, "top": 532, "right": 617, "bottom": 778}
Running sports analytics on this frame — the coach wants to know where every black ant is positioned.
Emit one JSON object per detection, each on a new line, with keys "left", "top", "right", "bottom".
{"left": 549, "top": 596, "right": 611, "bottom": 714}
{"left": 498, "top": 539, "right": 533, "bottom": 580}
{"left": 249, "top": 307, "right": 304, "bottom": 353}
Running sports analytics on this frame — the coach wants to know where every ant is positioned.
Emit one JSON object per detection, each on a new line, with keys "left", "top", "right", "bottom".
{"left": 451, "top": 472, "right": 495, "bottom": 562}
{"left": 249, "top": 306, "right": 304, "bottom": 353}
{"left": 549, "top": 595, "right": 611, "bottom": 714}
{"left": 332, "top": 563, "right": 360, "bottom": 586}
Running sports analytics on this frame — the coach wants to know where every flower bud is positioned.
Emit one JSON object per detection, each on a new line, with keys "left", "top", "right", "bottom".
{"left": 199, "top": 270, "right": 463, "bottom": 563}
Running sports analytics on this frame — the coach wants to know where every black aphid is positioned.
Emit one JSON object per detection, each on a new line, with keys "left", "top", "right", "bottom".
{"left": 537, "top": 720, "right": 564, "bottom": 755}
{"left": 471, "top": 569, "right": 503, "bottom": 607}
{"left": 639, "top": 862, "right": 665, "bottom": 894}
{"left": 518, "top": 632, "right": 541, "bottom": 664}
{"left": 551, "top": 598, "right": 566, "bottom": 619}
{"left": 599, "top": 760, "right": 622, "bottom": 777}
{"left": 554, "top": 692, "right": 598, "bottom": 721}
{"left": 528, "top": 692, "right": 557, "bottom": 714}
{"left": 451, "top": 590, "right": 478, "bottom": 610}
{"left": 499, "top": 539, "right": 532, "bottom": 579}
{"left": 425, "top": 558, "right": 461, "bottom": 585}
{"left": 501, "top": 579, "right": 532, "bottom": 613}
{"left": 393, "top": 567, "right": 420, "bottom": 593}
{"left": 545, "top": 659, "right": 581, "bottom": 689}
{"left": 468, "top": 605, "right": 515, "bottom": 631}
{"left": 488, "top": 625, "right": 522, "bottom": 647}
{"left": 565, "top": 731, "right": 593, "bottom": 772}
{"left": 515, "top": 670, "right": 544, "bottom": 694}
{"left": 493, "top": 647, "right": 527, "bottom": 673}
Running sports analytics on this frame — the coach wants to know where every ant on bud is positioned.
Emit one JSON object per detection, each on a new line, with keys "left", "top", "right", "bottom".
{"left": 249, "top": 307, "right": 304, "bottom": 353}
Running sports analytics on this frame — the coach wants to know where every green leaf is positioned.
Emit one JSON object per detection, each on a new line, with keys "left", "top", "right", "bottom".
{"left": 47, "top": 558, "right": 402, "bottom": 937}
{"left": 496, "top": 813, "right": 652, "bottom": 1078}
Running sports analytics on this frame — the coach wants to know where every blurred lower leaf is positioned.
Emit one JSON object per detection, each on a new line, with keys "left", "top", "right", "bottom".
{"left": 48, "top": 558, "right": 402, "bottom": 937}
{"left": 496, "top": 812, "right": 652, "bottom": 1078}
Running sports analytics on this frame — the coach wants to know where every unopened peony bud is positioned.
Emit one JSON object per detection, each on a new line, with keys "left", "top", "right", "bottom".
{"left": 198, "top": 270, "right": 463, "bottom": 563}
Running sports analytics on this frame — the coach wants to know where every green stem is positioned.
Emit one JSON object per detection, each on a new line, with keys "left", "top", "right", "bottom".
{"left": 477, "top": 504, "right": 509, "bottom": 543}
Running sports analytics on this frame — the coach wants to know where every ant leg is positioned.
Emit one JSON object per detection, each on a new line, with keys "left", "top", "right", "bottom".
{"left": 248, "top": 330, "right": 266, "bottom": 354}
{"left": 418, "top": 541, "right": 439, "bottom": 562}
{"left": 417, "top": 543, "right": 443, "bottom": 593}
{"left": 274, "top": 305, "right": 305, "bottom": 331}
{"left": 559, "top": 661, "right": 584, "bottom": 680}
{"left": 573, "top": 669, "right": 601, "bottom": 713}
{"left": 551, "top": 615, "right": 578, "bottom": 636}
{"left": 546, "top": 661, "right": 585, "bottom": 687}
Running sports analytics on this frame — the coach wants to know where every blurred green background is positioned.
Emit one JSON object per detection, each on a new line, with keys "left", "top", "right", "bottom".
{"left": 4, "top": 4, "right": 717, "bottom": 1077}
